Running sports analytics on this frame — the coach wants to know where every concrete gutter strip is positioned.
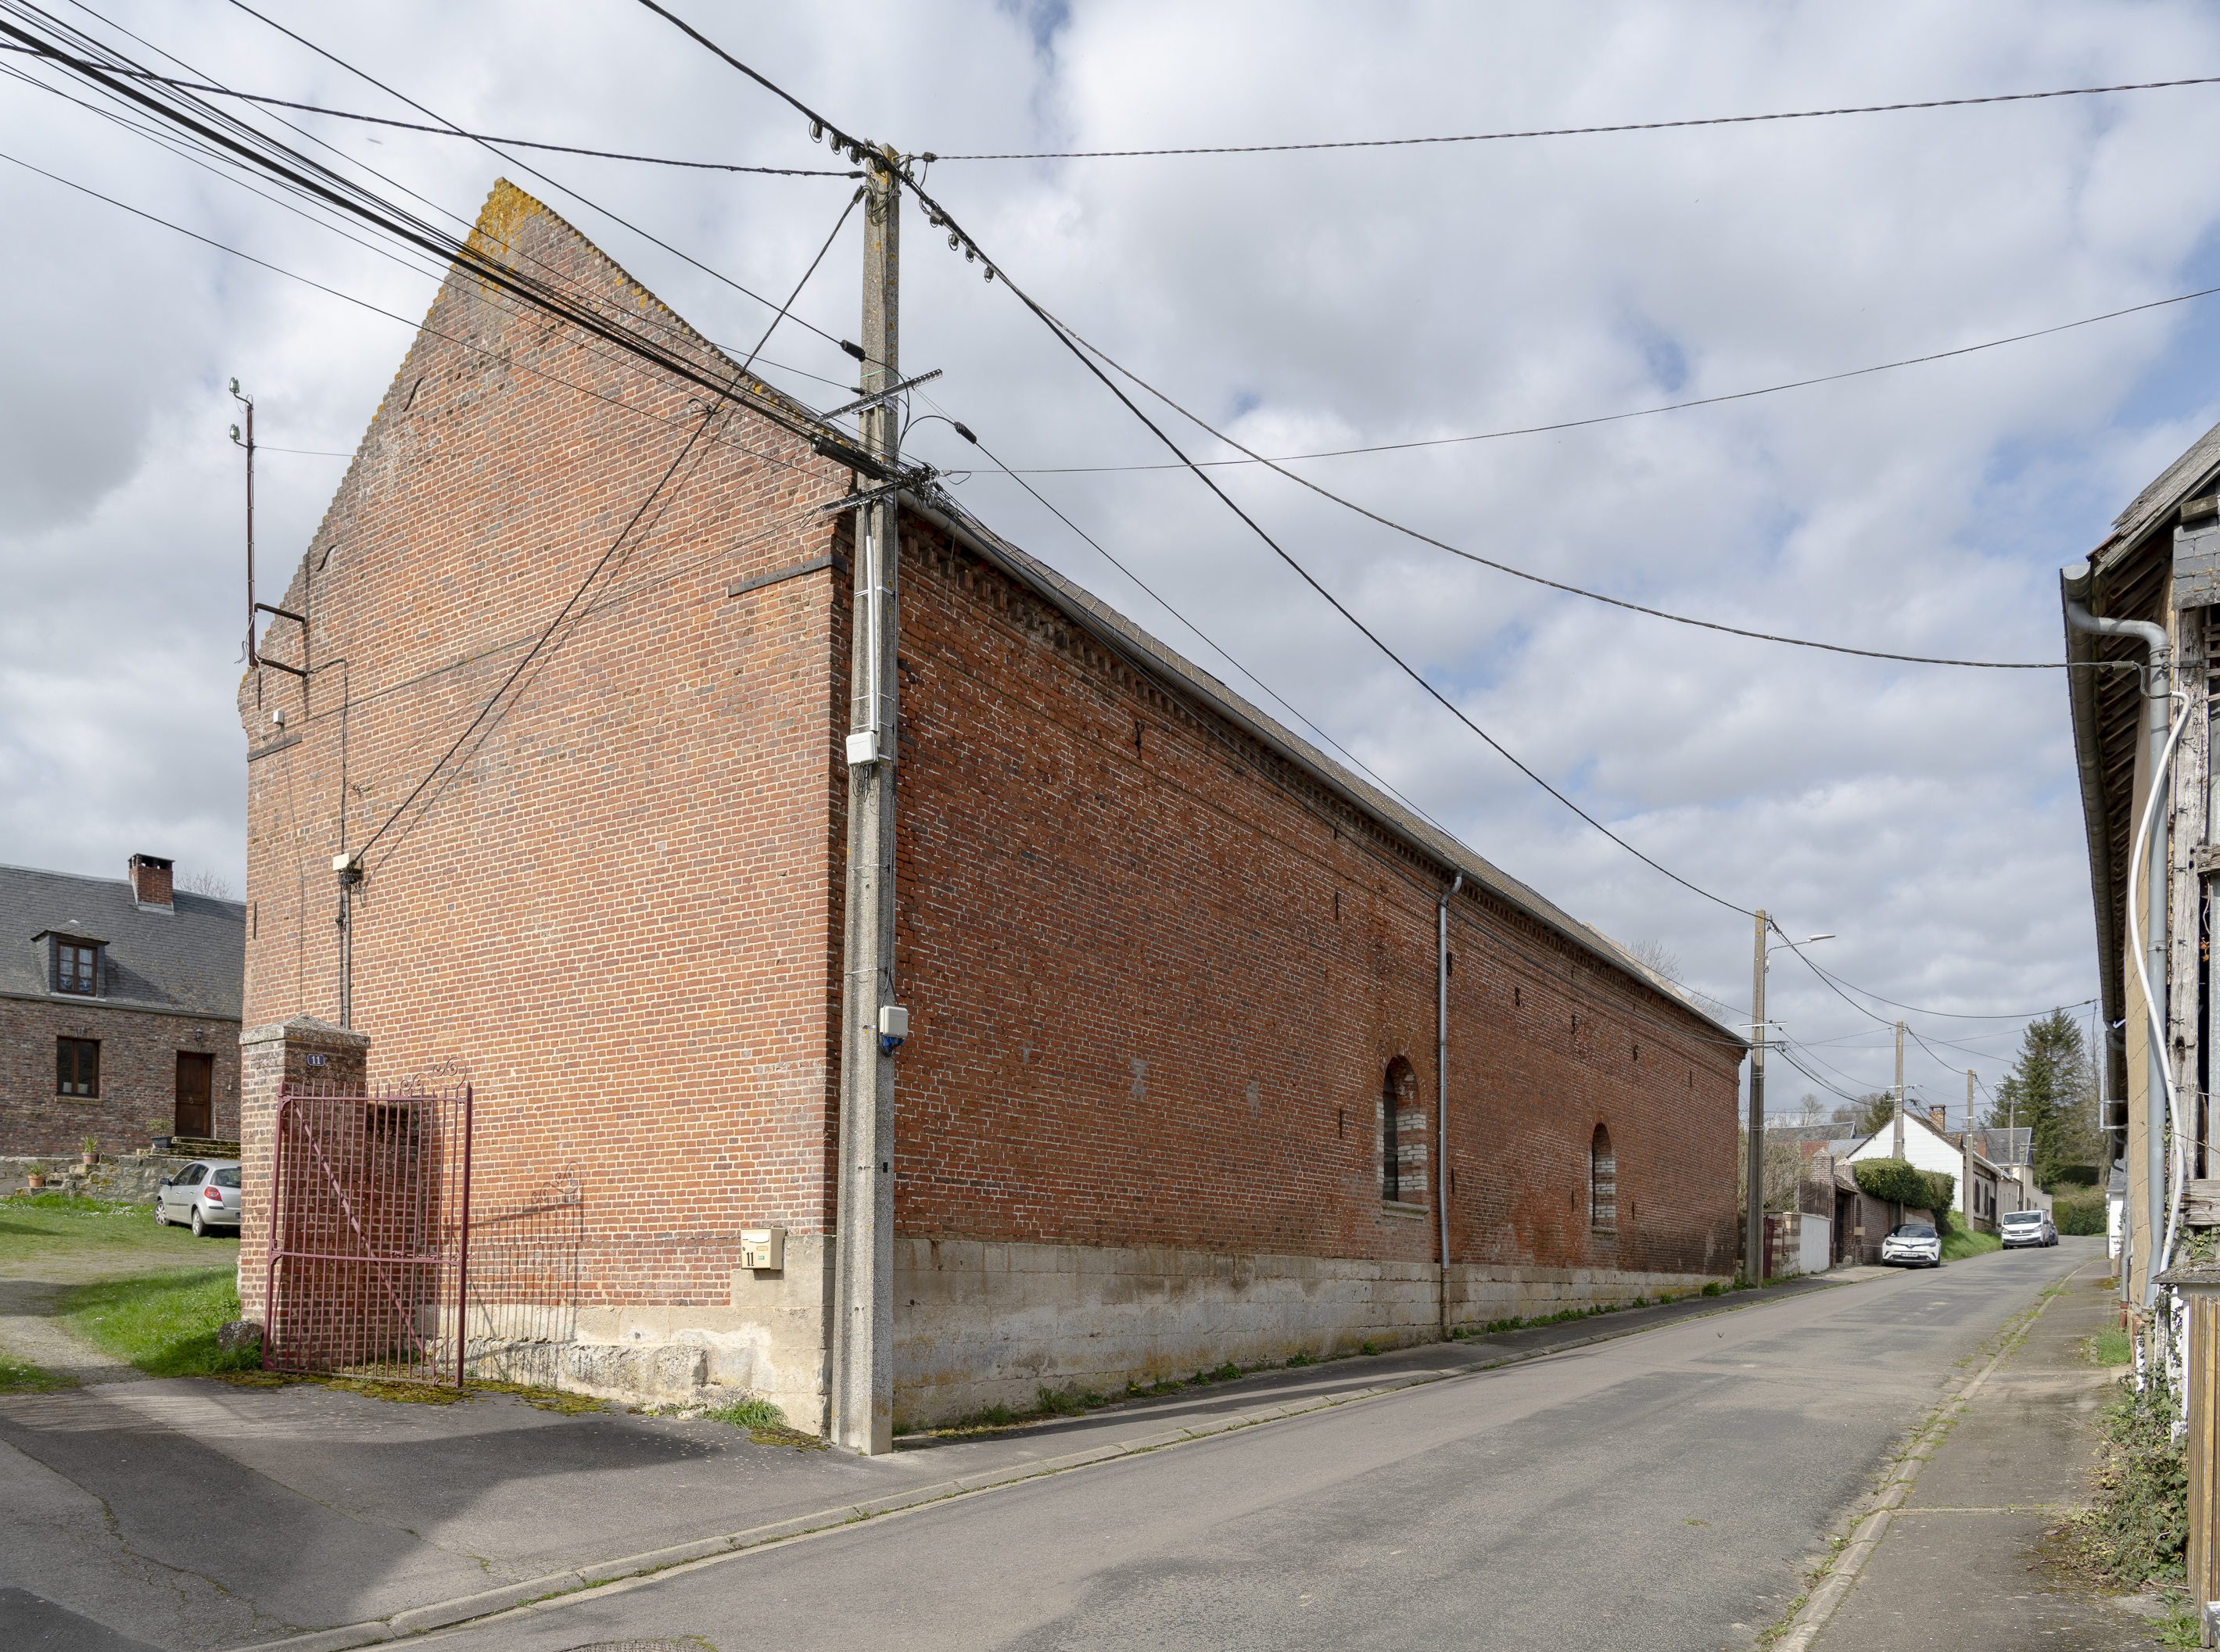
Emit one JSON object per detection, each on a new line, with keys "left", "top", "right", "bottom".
{"left": 246, "top": 1272, "right": 1885, "bottom": 1651}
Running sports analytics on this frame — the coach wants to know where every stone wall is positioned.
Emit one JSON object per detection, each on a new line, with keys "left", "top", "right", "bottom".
{"left": 0, "top": 994, "right": 239, "bottom": 1156}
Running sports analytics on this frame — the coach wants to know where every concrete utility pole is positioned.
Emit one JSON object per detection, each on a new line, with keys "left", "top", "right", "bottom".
{"left": 1747, "top": 909, "right": 1767, "bottom": 1284}
{"left": 1892, "top": 1021, "right": 1906, "bottom": 1160}
{"left": 1965, "top": 1070, "right": 1977, "bottom": 1224}
{"left": 832, "top": 145, "right": 902, "bottom": 1456}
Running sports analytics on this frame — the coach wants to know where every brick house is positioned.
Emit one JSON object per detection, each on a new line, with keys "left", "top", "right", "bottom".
{"left": 2, "top": 856, "right": 245, "bottom": 1156}
{"left": 235, "top": 180, "right": 1745, "bottom": 1432}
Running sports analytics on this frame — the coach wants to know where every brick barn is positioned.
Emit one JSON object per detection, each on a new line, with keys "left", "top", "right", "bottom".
{"left": 2, "top": 856, "right": 244, "bottom": 1157}
{"left": 235, "top": 181, "right": 1744, "bottom": 1433}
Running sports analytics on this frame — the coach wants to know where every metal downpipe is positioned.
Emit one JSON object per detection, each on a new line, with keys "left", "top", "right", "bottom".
{"left": 2064, "top": 598, "right": 2172, "bottom": 1305}
{"left": 1437, "top": 872, "right": 1462, "bottom": 1338}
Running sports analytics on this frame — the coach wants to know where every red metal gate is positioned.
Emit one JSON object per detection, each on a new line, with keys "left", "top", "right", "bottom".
{"left": 264, "top": 1080, "right": 473, "bottom": 1385}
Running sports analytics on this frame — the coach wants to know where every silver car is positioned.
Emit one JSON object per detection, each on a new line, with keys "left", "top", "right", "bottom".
{"left": 2000, "top": 1209, "right": 2058, "bottom": 1249}
{"left": 154, "top": 1159, "right": 241, "bottom": 1238}
{"left": 1881, "top": 1222, "right": 1942, "bottom": 1267}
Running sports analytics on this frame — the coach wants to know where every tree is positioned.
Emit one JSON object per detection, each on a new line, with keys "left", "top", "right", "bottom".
{"left": 1834, "top": 1091, "right": 1895, "bottom": 1136}
{"left": 1628, "top": 939, "right": 1682, "bottom": 983}
{"left": 180, "top": 869, "right": 234, "bottom": 899}
{"left": 1986, "top": 1010, "right": 2096, "bottom": 1190}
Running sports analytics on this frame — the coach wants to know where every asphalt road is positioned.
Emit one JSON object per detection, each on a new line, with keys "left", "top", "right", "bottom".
{"left": 408, "top": 1242, "right": 2096, "bottom": 1652}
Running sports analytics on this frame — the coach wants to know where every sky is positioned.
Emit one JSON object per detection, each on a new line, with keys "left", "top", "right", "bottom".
{"left": 3, "top": 0, "right": 2218, "bottom": 1124}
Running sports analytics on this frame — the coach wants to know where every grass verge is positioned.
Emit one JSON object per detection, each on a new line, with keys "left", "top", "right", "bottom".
{"left": 0, "top": 1192, "right": 218, "bottom": 1268}
{"left": 2084, "top": 1328, "right": 2133, "bottom": 1367}
{"left": 1940, "top": 1227, "right": 2003, "bottom": 1263}
{"left": 59, "top": 1267, "right": 261, "bottom": 1378}
{"left": 0, "top": 1353, "right": 73, "bottom": 1393}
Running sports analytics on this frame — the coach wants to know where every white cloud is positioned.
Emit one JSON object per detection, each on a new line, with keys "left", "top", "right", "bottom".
{"left": 2, "top": 0, "right": 2214, "bottom": 1108}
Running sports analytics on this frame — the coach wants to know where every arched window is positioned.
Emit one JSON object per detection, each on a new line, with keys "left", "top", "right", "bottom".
{"left": 1382, "top": 1058, "right": 1419, "bottom": 1203}
{"left": 1590, "top": 1123, "right": 1616, "bottom": 1233}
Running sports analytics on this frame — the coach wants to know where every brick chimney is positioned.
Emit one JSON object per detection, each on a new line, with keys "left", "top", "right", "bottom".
{"left": 128, "top": 854, "right": 174, "bottom": 910}
{"left": 1928, "top": 1103, "right": 1947, "bottom": 1130}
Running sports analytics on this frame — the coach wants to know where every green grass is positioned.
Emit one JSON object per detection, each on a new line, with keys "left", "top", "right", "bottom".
{"left": 2086, "top": 1328, "right": 2134, "bottom": 1367}
{"left": 0, "top": 1192, "right": 221, "bottom": 1267}
{"left": 0, "top": 1353, "right": 73, "bottom": 1393}
{"left": 57, "top": 1267, "right": 260, "bottom": 1378}
{"left": 1940, "top": 1227, "right": 2003, "bottom": 1263}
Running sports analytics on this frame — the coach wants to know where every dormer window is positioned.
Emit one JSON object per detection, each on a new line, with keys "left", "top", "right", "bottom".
{"left": 34, "top": 930, "right": 106, "bottom": 998}
{"left": 57, "top": 941, "right": 99, "bottom": 994}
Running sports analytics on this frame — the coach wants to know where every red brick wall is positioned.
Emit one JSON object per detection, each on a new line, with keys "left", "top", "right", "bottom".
{"left": 238, "top": 184, "right": 853, "bottom": 1310}
{"left": 889, "top": 512, "right": 1741, "bottom": 1275}
{"left": 0, "top": 997, "right": 239, "bottom": 1155}
{"left": 238, "top": 181, "right": 1738, "bottom": 1332}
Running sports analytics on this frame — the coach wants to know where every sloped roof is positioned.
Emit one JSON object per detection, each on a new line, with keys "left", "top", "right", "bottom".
{"left": 0, "top": 862, "right": 245, "bottom": 1018}
{"left": 2105, "top": 413, "right": 2220, "bottom": 555}
{"left": 907, "top": 491, "right": 1742, "bottom": 1044}
{"left": 1960, "top": 1126, "right": 2031, "bottom": 1167}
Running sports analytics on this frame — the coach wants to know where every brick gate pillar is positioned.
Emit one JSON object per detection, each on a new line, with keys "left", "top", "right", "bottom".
{"left": 236, "top": 1015, "right": 370, "bottom": 1323}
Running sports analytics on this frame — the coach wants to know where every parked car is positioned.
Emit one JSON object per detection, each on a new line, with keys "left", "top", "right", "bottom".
{"left": 154, "top": 1159, "right": 241, "bottom": 1237}
{"left": 1881, "top": 1223, "right": 1942, "bottom": 1268}
{"left": 2000, "top": 1209, "right": 2058, "bottom": 1249}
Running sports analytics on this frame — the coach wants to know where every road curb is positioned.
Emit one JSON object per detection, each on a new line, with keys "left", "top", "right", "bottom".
{"left": 1766, "top": 1258, "right": 2085, "bottom": 1652}
{"left": 243, "top": 1269, "right": 1895, "bottom": 1650}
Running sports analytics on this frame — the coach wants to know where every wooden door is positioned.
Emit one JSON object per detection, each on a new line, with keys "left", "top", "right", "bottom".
{"left": 174, "top": 1052, "right": 213, "bottom": 1138}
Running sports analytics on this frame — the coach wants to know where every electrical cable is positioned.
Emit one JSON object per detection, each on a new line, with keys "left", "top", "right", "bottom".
{"left": 0, "top": 6, "right": 852, "bottom": 462}
{"left": 0, "top": 38, "right": 861, "bottom": 173}
{"left": 926, "top": 411, "right": 1475, "bottom": 865}
{"left": 219, "top": 0, "right": 856, "bottom": 355}
{"left": 963, "top": 278, "right": 2220, "bottom": 489}
{"left": 1798, "top": 954, "right": 2100, "bottom": 1020}
{"left": 633, "top": 2, "right": 2136, "bottom": 675}
{"left": 351, "top": 181, "right": 868, "bottom": 869}
{"left": 358, "top": 400, "right": 726, "bottom": 868}
{"left": 38, "top": 2, "right": 854, "bottom": 398}
{"left": 930, "top": 74, "right": 2220, "bottom": 160}
{"left": 1036, "top": 309, "right": 2186, "bottom": 669}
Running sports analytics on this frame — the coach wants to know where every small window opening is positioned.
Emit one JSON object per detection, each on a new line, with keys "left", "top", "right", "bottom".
{"left": 1382, "top": 1056, "right": 1419, "bottom": 1203}
{"left": 57, "top": 1037, "right": 99, "bottom": 1097}
{"left": 56, "top": 942, "right": 99, "bottom": 996}
{"left": 1590, "top": 1123, "right": 1616, "bottom": 1233}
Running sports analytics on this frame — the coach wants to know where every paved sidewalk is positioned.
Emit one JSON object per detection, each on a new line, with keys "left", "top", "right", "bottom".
{"left": 1811, "top": 1258, "right": 2168, "bottom": 1650}
{"left": 0, "top": 1267, "right": 1867, "bottom": 1650}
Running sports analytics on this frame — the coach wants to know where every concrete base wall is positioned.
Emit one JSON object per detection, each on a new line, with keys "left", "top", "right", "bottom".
{"left": 893, "top": 1236, "right": 1723, "bottom": 1427}
{"left": 456, "top": 1234, "right": 835, "bottom": 1430}
{"left": 445, "top": 1235, "right": 1724, "bottom": 1432}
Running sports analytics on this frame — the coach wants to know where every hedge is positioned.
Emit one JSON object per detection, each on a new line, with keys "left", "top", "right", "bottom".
{"left": 2057, "top": 1192, "right": 2107, "bottom": 1236}
{"left": 1853, "top": 1157, "right": 1929, "bottom": 1208}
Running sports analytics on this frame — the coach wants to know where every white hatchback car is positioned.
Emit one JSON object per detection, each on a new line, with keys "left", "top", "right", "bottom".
{"left": 154, "top": 1159, "right": 241, "bottom": 1238}
{"left": 1881, "top": 1222, "right": 1942, "bottom": 1268}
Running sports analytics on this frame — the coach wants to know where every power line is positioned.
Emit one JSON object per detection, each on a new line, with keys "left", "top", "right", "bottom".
{"left": 637, "top": 1, "right": 1756, "bottom": 916}
{"left": 0, "top": 7, "right": 852, "bottom": 463}
{"left": 963, "top": 277, "right": 2220, "bottom": 489}
{"left": 217, "top": 0, "right": 856, "bottom": 353}
{"left": 930, "top": 74, "right": 2220, "bottom": 160}
{"left": 1034, "top": 306, "right": 2220, "bottom": 670}
{"left": 0, "top": 38, "right": 862, "bottom": 174}
{"left": 1799, "top": 956, "right": 2096, "bottom": 1022}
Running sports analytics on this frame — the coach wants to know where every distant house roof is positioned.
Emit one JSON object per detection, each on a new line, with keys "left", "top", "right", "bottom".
{"left": 1766, "top": 1123, "right": 1861, "bottom": 1144}
{"left": 0, "top": 862, "right": 244, "bottom": 1019}
{"left": 1960, "top": 1127, "right": 2032, "bottom": 1167}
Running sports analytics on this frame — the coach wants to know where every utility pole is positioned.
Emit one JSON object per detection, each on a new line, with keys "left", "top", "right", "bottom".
{"left": 230, "top": 381, "right": 255, "bottom": 665}
{"left": 1747, "top": 909, "right": 1767, "bottom": 1285}
{"left": 1965, "top": 1069, "right": 1977, "bottom": 1225}
{"left": 832, "top": 144, "right": 902, "bottom": 1456}
{"left": 1892, "top": 1020, "right": 1906, "bottom": 1160}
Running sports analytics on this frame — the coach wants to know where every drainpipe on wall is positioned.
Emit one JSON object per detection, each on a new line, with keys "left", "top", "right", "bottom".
{"left": 2064, "top": 596, "right": 2172, "bottom": 1307}
{"left": 1437, "top": 871, "right": 1462, "bottom": 1338}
